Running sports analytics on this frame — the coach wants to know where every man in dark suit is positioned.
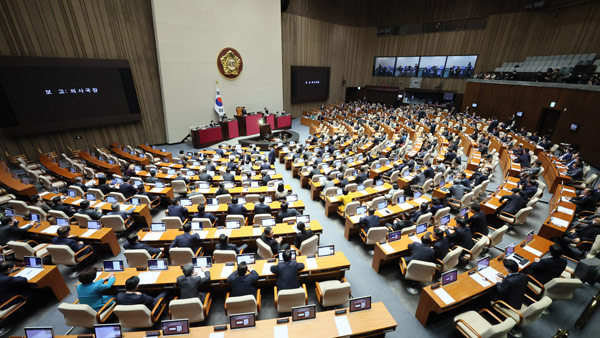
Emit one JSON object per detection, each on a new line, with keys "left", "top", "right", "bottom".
{"left": 145, "top": 170, "right": 160, "bottom": 184}
{"left": 116, "top": 276, "right": 168, "bottom": 309}
{"left": 177, "top": 263, "right": 210, "bottom": 302}
{"left": 355, "top": 168, "right": 368, "bottom": 185}
{"left": 526, "top": 244, "right": 567, "bottom": 284}
{"left": 270, "top": 249, "right": 305, "bottom": 291}
{"left": 97, "top": 177, "right": 116, "bottom": 195}
{"left": 277, "top": 203, "right": 301, "bottom": 222}
{"left": 498, "top": 191, "right": 527, "bottom": 216}
{"left": 77, "top": 200, "right": 103, "bottom": 220}
{"left": 167, "top": 199, "right": 188, "bottom": 221}
{"left": 405, "top": 236, "right": 435, "bottom": 264}
{"left": 259, "top": 162, "right": 271, "bottom": 171}
{"left": 261, "top": 226, "right": 289, "bottom": 253}
{"left": 169, "top": 223, "right": 200, "bottom": 251}
{"left": 458, "top": 173, "right": 471, "bottom": 189}
{"left": 449, "top": 180, "right": 470, "bottom": 200}
{"left": 107, "top": 203, "right": 133, "bottom": 220}
{"left": 495, "top": 259, "right": 529, "bottom": 309}
{"left": 566, "top": 162, "right": 583, "bottom": 182}
{"left": 432, "top": 229, "right": 449, "bottom": 260}
{"left": 559, "top": 218, "right": 600, "bottom": 256}
{"left": 124, "top": 233, "right": 163, "bottom": 256}
{"left": 119, "top": 177, "right": 137, "bottom": 199}
{"left": 193, "top": 205, "right": 218, "bottom": 225}
{"left": 423, "top": 165, "right": 435, "bottom": 179}
{"left": 444, "top": 150, "right": 457, "bottom": 164}
{"left": 253, "top": 195, "right": 272, "bottom": 215}
{"left": 215, "top": 234, "right": 247, "bottom": 253}
{"left": 226, "top": 161, "right": 238, "bottom": 172}
{"left": 136, "top": 185, "right": 159, "bottom": 203}
{"left": 226, "top": 262, "right": 259, "bottom": 297}
{"left": 571, "top": 188, "right": 596, "bottom": 214}
{"left": 466, "top": 204, "right": 488, "bottom": 236}
{"left": 268, "top": 147, "right": 276, "bottom": 165}
{"left": 558, "top": 148, "right": 573, "bottom": 162}
{"left": 205, "top": 159, "right": 217, "bottom": 172}
{"left": 0, "top": 262, "right": 36, "bottom": 328}
{"left": 214, "top": 183, "right": 229, "bottom": 197}
{"left": 294, "top": 222, "right": 314, "bottom": 248}
{"left": 73, "top": 177, "right": 89, "bottom": 192}
{"left": 359, "top": 208, "right": 380, "bottom": 232}
{"left": 51, "top": 226, "right": 93, "bottom": 259}
{"left": 410, "top": 203, "right": 429, "bottom": 223}
{"left": 445, "top": 218, "right": 474, "bottom": 250}
{"left": 227, "top": 197, "right": 248, "bottom": 216}
{"left": 197, "top": 169, "right": 213, "bottom": 184}
{"left": 222, "top": 171, "right": 235, "bottom": 182}
{"left": 0, "top": 217, "right": 33, "bottom": 246}
{"left": 522, "top": 179, "right": 538, "bottom": 199}
{"left": 51, "top": 196, "right": 76, "bottom": 217}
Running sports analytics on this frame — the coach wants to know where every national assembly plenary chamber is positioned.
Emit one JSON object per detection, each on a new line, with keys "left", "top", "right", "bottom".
{"left": 0, "top": 1, "right": 600, "bottom": 338}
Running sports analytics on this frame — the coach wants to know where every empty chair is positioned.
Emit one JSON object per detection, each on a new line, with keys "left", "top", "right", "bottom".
{"left": 58, "top": 300, "right": 116, "bottom": 328}
{"left": 299, "top": 235, "right": 319, "bottom": 256}
{"left": 315, "top": 278, "right": 352, "bottom": 307}
{"left": 172, "top": 180, "right": 189, "bottom": 195}
{"left": 359, "top": 226, "right": 388, "bottom": 245}
{"left": 479, "top": 225, "right": 509, "bottom": 251}
{"left": 390, "top": 190, "right": 404, "bottom": 205}
{"left": 39, "top": 175, "right": 67, "bottom": 190}
{"left": 274, "top": 285, "right": 308, "bottom": 313}
{"left": 216, "top": 194, "right": 232, "bottom": 204}
{"left": 253, "top": 213, "right": 272, "bottom": 226}
{"left": 191, "top": 217, "right": 214, "bottom": 228}
{"left": 190, "top": 194, "right": 206, "bottom": 205}
{"left": 399, "top": 258, "right": 437, "bottom": 294}
{"left": 114, "top": 302, "right": 166, "bottom": 328}
{"left": 169, "top": 247, "right": 197, "bottom": 266}
{"left": 224, "top": 292, "right": 261, "bottom": 316}
{"left": 213, "top": 250, "right": 237, "bottom": 263}
{"left": 245, "top": 194, "right": 260, "bottom": 203}
{"left": 163, "top": 216, "right": 184, "bottom": 230}
{"left": 369, "top": 196, "right": 385, "bottom": 209}
{"left": 226, "top": 214, "right": 245, "bottom": 227}
{"left": 8, "top": 200, "right": 29, "bottom": 216}
{"left": 124, "top": 249, "right": 155, "bottom": 268}
{"left": 7, "top": 240, "right": 49, "bottom": 260}
{"left": 100, "top": 215, "right": 131, "bottom": 233}
{"left": 492, "top": 296, "right": 552, "bottom": 334}
{"left": 498, "top": 207, "right": 533, "bottom": 231}
{"left": 169, "top": 296, "right": 211, "bottom": 323}
{"left": 449, "top": 192, "right": 474, "bottom": 210}
{"left": 543, "top": 278, "right": 582, "bottom": 300}
{"left": 87, "top": 188, "right": 105, "bottom": 200}
{"left": 454, "top": 308, "right": 517, "bottom": 338}
{"left": 437, "top": 247, "right": 462, "bottom": 273}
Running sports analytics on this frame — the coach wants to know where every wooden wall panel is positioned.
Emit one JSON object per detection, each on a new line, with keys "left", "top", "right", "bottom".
{"left": 463, "top": 81, "right": 600, "bottom": 167}
{"left": 282, "top": 1, "right": 600, "bottom": 115}
{"left": 0, "top": 0, "right": 165, "bottom": 160}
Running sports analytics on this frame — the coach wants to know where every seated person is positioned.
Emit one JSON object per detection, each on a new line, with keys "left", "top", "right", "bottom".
{"left": 432, "top": 229, "right": 450, "bottom": 261}
{"left": 566, "top": 162, "right": 583, "bottom": 182}
{"left": 227, "top": 197, "right": 248, "bottom": 216}
{"left": 77, "top": 200, "right": 103, "bottom": 220}
{"left": 294, "top": 222, "right": 314, "bottom": 248}
{"left": 466, "top": 204, "right": 488, "bottom": 236}
{"left": 107, "top": 203, "right": 133, "bottom": 220}
{"left": 116, "top": 276, "right": 168, "bottom": 309}
{"left": 261, "top": 226, "right": 289, "bottom": 254}
{"left": 270, "top": 249, "right": 305, "bottom": 291}
{"left": 177, "top": 263, "right": 210, "bottom": 302}
{"left": 448, "top": 180, "right": 470, "bottom": 200}
{"left": 571, "top": 188, "right": 596, "bottom": 215}
{"left": 428, "top": 198, "right": 444, "bottom": 216}
{"left": 145, "top": 170, "right": 160, "bottom": 184}
{"left": 277, "top": 202, "right": 300, "bottom": 222}
{"left": 97, "top": 176, "right": 116, "bottom": 195}
{"left": 119, "top": 177, "right": 137, "bottom": 199}
{"left": 30, "top": 194, "right": 51, "bottom": 213}
{"left": 410, "top": 203, "right": 429, "bottom": 223}
{"left": 0, "top": 216, "right": 33, "bottom": 246}
{"left": 52, "top": 226, "right": 93, "bottom": 256}
{"left": 136, "top": 185, "right": 160, "bottom": 203}
{"left": 359, "top": 208, "right": 380, "bottom": 232}
{"left": 275, "top": 184, "right": 289, "bottom": 201}
{"left": 215, "top": 234, "right": 248, "bottom": 253}
{"left": 405, "top": 235, "right": 435, "bottom": 264}
{"left": 169, "top": 223, "right": 200, "bottom": 251}
{"left": 226, "top": 261, "right": 259, "bottom": 297}
{"left": 123, "top": 233, "right": 163, "bottom": 256}
{"left": 193, "top": 205, "right": 218, "bottom": 224}
{"left": 494, "top": 259, "right": 528, "bottom": 310}
{"left": 77, "top": 267, "right": 115, "bottom": 312}
{"left": 386, "top": 213, "right": 413, "bottom": 231}
{"left": 167, "top": 199, "right": 188, "bottom": 222}
{"left": 214, "top": 183, "right": 229, "bottom": 197}
{"left": 0, "top": 261, "right": 38, "bottom": 329}
{"left": 526, "top": 244, "right": 567, "bottom": 284}
{"left": 51, "top": 196, "right": 76, "bottom": 217}
{"left": 445, "top": 218, "right": 474, "bottom": 250}
{"left": 253, "top": 195, "right": 272, "bottom": 215}
{"left": 496, "top": 190, "right": 527, "bottom": 220}
{"left": 384, "top": 183, "right": 401, "bottom": 201}
{"left": 558, "top": 218, "right": 600, "bottom": 257}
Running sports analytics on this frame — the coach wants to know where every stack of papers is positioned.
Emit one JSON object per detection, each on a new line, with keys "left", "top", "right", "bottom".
{"left": 398, "top": 202, "right": 413, "bottom": 210}
{"left": 196, "top": 231, "right": 208, "bottom": 239}
{"left": 80, "top": 229, "right": 97, "bottom": 237}
{"left": 414, "top": 197, "right": 428, "bottom": 204}
{"left": 484, "top": 202, "right": 497, "bottom": 209}
{"left": 38, "top": 191, "right": 50, "bottom": 196}
{"left": 142, "top": 232, "right": 163, "bottom": 241}
{"left": 93, "top": 202, "right": 107, "bottom": 208}
{"left": 273, "top": 325, "right": 289, "bottom": 338}
{"left": 220, "top": 265, "right": 235, "bottom": 278}
{"left": 262, "top": 263, "right": 274, "bottom": 275}
{"left": 433, "top": 288, "right": 455, "bottom": 304}
{"left": 253, "top": 228, "right": 262, "bottom": 236}
{"left": 523, "top": 245, "right": 542, "bottom": 256}
{"left": 478, "top": 267, "right": 500, "bottom": 282}
{"left": 41, "top": 225, "right": 60, "bottom": 234}
{"left": 306, "top": 258, "right": 318, "bottom": 269}
{"left": 380, "top": 243, "right": 395, "bottom": 254}
{"left": 150, "top": 188, "right": 163, "bottom": 193}
{"left": 550, "top": 217, "right": 569, "bottom": 228}
{"left": 138, "top": 271, "right": 161, "bottom": 284}
{"left": 409, "top": 235, "right": 421, "bottom": 243}
{"left": 470, "top": 273, "right": 492, "bottom": 287}
{"left": 334, "top": 316, "right": 353, "bottom": 336}
{"left": 15, "top": 268, "right": 44, "bottom": 281}
{"left": 214, "top": 229, "right": 232, "bottom": 237}
{"left": 557, "top": 206, "right": 574, "bottom": 215}
{"left": 73, "top": 198, "right": 85, "bottom": 204}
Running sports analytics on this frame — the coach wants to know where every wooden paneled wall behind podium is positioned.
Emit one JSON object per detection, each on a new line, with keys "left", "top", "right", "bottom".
{"left": 282, "top": 1, "right": 600, "bottom": 115}
{"left": 0, "top": 0, "right": 165, "bottom": 160}
{"left": 463, "top": 81, "right": 600, "bottom": 168}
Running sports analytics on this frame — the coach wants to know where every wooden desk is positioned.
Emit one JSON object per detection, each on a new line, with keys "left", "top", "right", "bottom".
{"left": 110, "top": 146, "right": 150, "bottom": 165}
{"left": 415, "top": 235, "right": 553, "bottom": 325}
{"left": 10, "top": 265, "right": 70, "bottom": 301}
{"left": 324, "top": 184, "right": 392, "bottom": 217}
{"left": 39, "top": 155, "right": 82, "bottom": 183}
{"left": 182, "top": 200, "right": 306, "bottom": 226}
{"left": 78, "top": 151, "right": 121, "bottom": 175}
{"left": 0, "top": 162, "right": 37, "bottom": 196}
{"left": 138, "top": 144, "right": 172, "bottom": 161}
{"left": 479, "top": 177, "right": 520, "bottom": 215}
{"left": 538, "top": 185, "right": 577, "bottom": 240}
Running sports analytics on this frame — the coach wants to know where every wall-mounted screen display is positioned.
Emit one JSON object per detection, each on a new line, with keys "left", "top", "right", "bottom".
{"left": 290, "top": 66, "right": 330, "bottom": 103}
{"left": 444, "top": 55, "right": 477, "bottom": 78}
{"left": 418, "top": 56, "right": 447, "bottom": 77}
{"left": 373, "top": 57, "right": 396, "bottom": 76}
{"left": 394, "top": 57, "right": 420, "bottom": 77}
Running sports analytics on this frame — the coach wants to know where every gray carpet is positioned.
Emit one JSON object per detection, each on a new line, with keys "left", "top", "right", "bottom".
{"left": 5, "top": 118, "right": 599, "bottom": 338}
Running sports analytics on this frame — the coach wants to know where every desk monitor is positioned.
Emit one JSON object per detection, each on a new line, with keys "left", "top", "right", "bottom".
{"left": 94, "top": 324, "right": 122, "bottom": 338}
{"left": 69, "top": 167, "right": 76, "bottom": 173}
{"left": 229, "top": 313, "right": 256, "bottom": 330}
{"left": 296, "top": 215, "right": 310, "bottom": 224}
{"left": 106, "top": 196, "right": 117, "bottom": 203}
{"left": 278, "top": 250, "right": 297, "bottom": 261}
{"left": 198, "top": 182, "right": 210, "bottom": 190}
{"left": 155, "top": 182, "right": 165, "bottom": 188}
{"left": 447, "top": 175, "right": 454, "bottom": 182}
{"left": 357, "top": 184, "right": 365, "bottom": 191}
{"left": 56, "top": 217, "right": 69, "bottom": 226}
{"left": 190, "top": 221, "right": 202, "bottom": 231}
{"left": 151, "top": 222, "right": 166, "bottom": 232}
{"left": 441, "top": 269, "right": 458, "bottom": 286}
{"left": 268, "top": 170, "right": 276, "bottom": 176}
{"left": 130, "top": 197, "right": 141, "bottom": 206}
{"left": 250, "top": 181, "right": 260, "bottom": 188}
{"left": 192, "top": 256, "right": 212, "bottom": 268}
{"left": 439, "top": 179, "right": 445, "bottom": 187}
{"left": 397, "top": 195, "right": 406, "bottom": 204}
{"left": 477, "top": 256, "right": 490, "bottom": 272}
{"left": 30, "top": 213, "right": 40, "bottom": 223}
{"left": 226, "top": 220, "right": 241, "bottom": 229}
{"left": 24, "top": 327, "right": 53, "bottom": 338}
{"left": 24, "top": 256, "right": 43, "bottom": 268}
{"left": 134, "top": 181, "right": 144, "bottom": 188}
{"left": 67, "top": 189, "right": 77, "bottom": 198}
{"left": 505, "top": 243, "right": 515, "bottom": 256}
{"left": 336, "top": 188, "right": 343, "bottom": 196}
{"left": 526, "top": 230, "right": 534, "bottom": 244}
{"left": 103, "top": 260, "right": 124, "bottom": 272}
{"left": 388, "top": 231, "right": 401, "bottom": 242}
{"left": 224, "top": 182, "right": 235, "bottom": 189}
{"left": 180, "top": 199, "right": 192, "bottom": 207}
{"left": 377, "top": 201, "right": 388, "bottom": 210}
{"left": 376, "top": 179, "right": 384, "bottom": 186}
{"left": 286, "top": 194, "right": 298, "bottom": 202}
{"left": 291, "top": 304, "right": 316, "bottom": 321}
{"left": 107, "top": 159, "right": 115, "bottom": 165}
{"left": 440, "top": 215, "right": 451, "bottom": 226}
{"left": 375, "top": 163, "right": 381, "bottom": 169}
{"left": 317, "top": 245, "right": 335, "bottom": 257}
{"left": 87, "top": 220, "right": 102, "bottom": 230}
{"left": 403, "top": 170, "right": 411, "bottom": 178}
{"left": 148, "top": 259, "right": 168, "bottom": 271}
{"left": 237, "top": 197, "right": 246, "bottom": 205}
{"left": 358, "top": 154, "right": 364, "bottom": 160}
{"left": 208, "top": 198, "right": 218, "bottom": 206}
{"left": 416, "top": 223, "right": 428, "bottom": 235}
{"left": 4, "top": 208, "right": 14, "bottom": 217}
{"left": 186, "top": 152, "right": 193, "bottom": 157}
{"left": 413, "top": 191, "right": 422, "bottom": 199}
{"left": 459, "top": 208, "right": 468, "bottom": 218}
{"left": 113, "top": 177, "right": 123, "bottom": 185}
{"left": 261, "top": 218, "right": 276, "bottom": 227}
{"left": 167, "top": 169, "right": 176, "bottom": 175}
{"left": 0, "top": 253, "right": 4, "bottom": 264}
{"left": 355, "top": 206, "right": 367, "bottom": 215}
{"left": 162, "top": 319, "right": 189, "bottom": 336}
{"left": 349, "top": 296, "right": 372, "bottom": 313}
{"left": 85, "top": 193, "right": 96, "bottom": 201}
{"left": 236, "top": 253, "right": 255, "bottom": 265}
{"left": 264, "top": 196, "right": 273, "bottom": 204}
{"left": 134, "top": 165, "right": 142, "bottom": 172}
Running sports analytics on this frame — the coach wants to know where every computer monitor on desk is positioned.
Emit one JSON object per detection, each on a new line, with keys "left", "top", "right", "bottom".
{"left": 356, "top": 206, "right": 367, "bottom": 216}
{"left": 161, "top": 319, "right": 189, "bottom": 336}
{"left": 67, "top": 189, "right": 77, "bottom": 198}
{"left": 377, "top": 201, "right": 388, "bottom": 210}
{"left": 226, "top": 220, "right": 241, "bottom": 229}
{"left": 261, "top": 218, "right": 276, "bottom": 227}
{"left": 505, "top": 243, "right": 516, "bottom": 256}
{"left": 526, "top": 230, "right": 534, "bottom": 244}
{"left": 103, "top": 260, "right": 124, "bottom": 272}
{"left": 477, "top": 256, "right": 490, "bottom": 271}
{"left": 291, "top": 304, "right": 316, "bottom": 321}
{"left": 286, "top": 194, "right": 298, "bottom": 202}
{"left": 193, "top": 256, "right": 212, "bottom": 268}
{"left": 397, "top": 195, "right": 406, "bottom": 204}
{"left": 278, "top": 250, "right": 297, "bottom": 261}
{"left": 413, "top": 191, "right": 422, "bottom": 199}
{"left": 349, "top": 296, "right": 372, "bottom": 312}
{"left": 229, "top": 313, "right": 256, "bottom": 329}
{"left": 85, "top": 193, "right": 96, "bottom": 201}
{"left": 236, "top": 253, "right": 255, "bottom": 265}
{"left": 25, "top": 327, "right": 53, "bottom": 338}
{"left": 441, "top": 269, "right": 458, "bottom": 286}
{"left": 388, "top": 231, "right": 401, "bottom": 242}
{"left": 148, "top": 259, "right": 168, "bottom": 271}
{"left": 4, "top": 208, "right": 14, "bottom": 217}
{"left": 318, "top": 245, "right": 335, "bottom": 257}
{"left": 459, "top": 208, "right": 468, "bottom": 218}
{"left": 416, "top": 223, "right": 428, "bottom": 235}
{"left": 296, "top": 215, "right": 310, "bottom": 224}
{"left": 151, "top": 222, "right": 166, "bottom": 232}
{"left": 93, "top": 324, "right": 122, "bottom": 338}
{"left": 106, "top": 196, "right": 117, "bottom": 203}
{"left": 440, "top": 215, "right": 450, "bottom": 226}
{"left": 180, "top": 199, "right": 192, "bottom": 207}
{"left": 88, "top": 220, "right": 101, "bottom": 230}
{"left": 25, "top": 256, "right": 43, "bottom": 268}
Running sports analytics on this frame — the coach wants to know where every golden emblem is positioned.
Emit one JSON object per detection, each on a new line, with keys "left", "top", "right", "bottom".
{"left": 220, "top": 50, "right": 241, "bottom": 76}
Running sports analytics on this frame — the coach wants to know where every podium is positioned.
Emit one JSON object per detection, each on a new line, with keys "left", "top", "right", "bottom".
{"left": 276, "top": 115, "right": 292, "bottom": 129}
{"left": 191, "top": 126, "right": 222, "bottom": 148}
{"left": 260, "top": 124, "right": 272, "bottom": 138}
{"left": 236, "top": 113, "right": 263, "bottom": 136}
{"left": 220, "top": 119, "right": 239, "bottom": 140}
{"left": 265, "top": 114, "right": 275, "bottom": 129}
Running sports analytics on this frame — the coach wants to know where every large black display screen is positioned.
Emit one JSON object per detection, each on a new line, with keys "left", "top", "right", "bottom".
{"left": 0, "top": 56, "right": 141, "bottom": 136}
{"left": 291, "top": 66, "right": 330, "bottom": 104}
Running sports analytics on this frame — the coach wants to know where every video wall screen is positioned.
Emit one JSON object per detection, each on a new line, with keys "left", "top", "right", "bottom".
{"left": 290, "top": 66, "right": 330, "bottom": 103}
{"left": 372, "top": 55, "right": 477, "bottom": 78}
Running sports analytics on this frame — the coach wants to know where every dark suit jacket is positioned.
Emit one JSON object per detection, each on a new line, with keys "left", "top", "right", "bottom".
{"left": 445, "top": 227, "right": 474, "bottom": 249}
{"left": 270, "top": 261, "right": 305, "bottom": 290}
{"left": 413, "top": 173, "right": 426, "bottom": 186}
{"left": 124, "top": 241, "right": 161, "bottom": 255}
{"left": 77, "top": 208, "right": 102, "bottom": 220}
{"left": 169, "top": 232, "right": 200, "bottom": 250}
{"left": 449, "top": 184, "right": 469, "bottom": 199}
{"left": 98, "top": 183, "right": 115, "bottom": 195}
{"left": 261, "top": 234, "right": 281, "bottom": 254}
{"left": 528, "top": 257, "right": 567, "bottom": 284}
{"left": 356, "top": 173, "right": 368, "bottom": 185}
{"left": 193, "top": 212, "right": 217, "bottom": 224}
{"left": 119, "top": 183, "right": 137, "bottom": 199}
{"left": 359, "top": 215, "right": 380, "bottom": 232}
{"left": 73, "top": 182, "right": 89, "bottom": 192}
{"left": 268, "top": 149, "right": 276, "bottom": 164}
{"left": 466, "top": 211, "right": 488, "bottom": 236}
{"left": 499, "top": 194, "right": 527, "bottom": 216}
{"left": 523, "top": 185, "right": 537, "bottom": 199}
{"left": 433, "top": 238, "right": 450, "bottom": 261}
{"left": 222, "top": 173, "right": 235, "bottom": 182}
{"left": 52, "top": 204, "right": 76, "bottom": 217}
{"left": 51, "top": 236, "right": 85, "bottom": 253}
{"left": 0, "top": 273, "right": 29, "bottom": 304}
{"left": 228, "top": 204, "right": 248, "bottom": 215}
{"left": 116, "top": 291, "right": 155, "bottom": 309}
{"left": 215, "top": 243, "right": 242, "bottom": 254}
{"left": 254, "top": 203, "right": 272, "bottom": 215}
{"left": 227, "top": 270, "right": 259, "bottom": 297}
{"left": 277, "top": 209, "right": 301, "bottom": 222}
{"left": 0, "top": 224, "right": 31, "bottom": 246}
{"left": 198, "top": 173, "right": 212, "bottom": 183}
{"left": 295, "top": 229, "right": 314, "bottom": 248}
{"left": 177, "top": 273, "right": 210, "bottom": 300}
{"left": 167, "top": 205, "right": 188, "bottom": 221}
{"left": 423, "top": 167, "right": 435, "bottom": 179}
{"left": 405, "top": 243, "right": 435, "bottom": 264}
{"left": 497, "top": 273, "right": 529, "bottom": 309}
{"left": 572, "top": 195, "right": 596, "bottom": 213}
